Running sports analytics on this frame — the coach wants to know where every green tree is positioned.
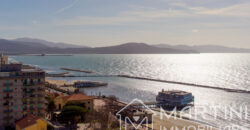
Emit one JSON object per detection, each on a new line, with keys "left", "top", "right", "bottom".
{"left": 47, "top": 100, "right": 56, "bottom": 116}
{"left": 59, "top": 105, "right": 88, "bottom": 125}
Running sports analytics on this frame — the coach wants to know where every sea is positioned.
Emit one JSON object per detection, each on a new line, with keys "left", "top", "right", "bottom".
{"left": 10, "top": 53, "right": 250, "bottom": 129}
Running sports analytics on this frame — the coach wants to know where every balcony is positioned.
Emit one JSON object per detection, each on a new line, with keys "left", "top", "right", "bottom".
{"left": 37, "top": 107, "right": 44, "bottom": 110}
{"left": 29, "top": 101, "right": 35, "bottom": 104}
{"left": 3, "top": 109, "right": 13, "bottom": 113}
{"left": 37, "top": 101, "right": 44, "bottom": 104}
{"left": 3, "top": 90, "right": 13, "bottom": 93}
{"left": 3, "top": 102, "right": 12, "bottom": 106}
{"left": 3, "top": 116, "right": 13, "bottom": 120}
{"left": 37, "top": 87, "right": 44, "bottom": 91}
{"left": 23, "top": 82, "right": 43, "bottom": 86}
{"left": 3, "top": 83, "right": 13, "bottom": 86}
{"left": 37, "top": 94, "right": 43, "bottom": 97}
{"left": 3, "top": 96, "right": 13, "bottom": 100}
{"left": 24, "top": 91, "right": 34, "bottom": 94}
{"left": 23, "top": 94, "right": 35, "bottom": 98}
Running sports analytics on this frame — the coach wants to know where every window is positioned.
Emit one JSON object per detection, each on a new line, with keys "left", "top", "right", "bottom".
{"left": 14, "top": 106, "right": 17, "bottom": 110}
{"left": 6, "top": 87, "right": 10, "bottom": 91}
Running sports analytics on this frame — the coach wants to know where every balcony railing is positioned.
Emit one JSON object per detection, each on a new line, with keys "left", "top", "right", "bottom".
{"left": 3, "top": 102, "right": 12, "bottom": 106}
{"left": 29, "top": 101, "right": 35, "bottom": 104}
{"left": 3, "top": 109, "right": 13, "bottom": 113}
{"left": 3, "top": 96, "right": 13, "bottom": 100}
{"left": 23, "top": 82, "right": 44, "bottom": 86}
{"left": 37, "top": 94, "right": 43, "bottom": 97}
{"left": 3, "top": 116, "right": 13, "bottom": 120}
{"left": 37, "top": 101, "right": 44, "bottom": 104}
{"left": 3, "top": 90, "right": 13, "bottom": 93}
{"left": 37, "top": 87, "right": 44, "bottom": 91}
{"left": 3, "top": 83, "right": 13, "bottom": 86}
{"left": 23, "top": 94, "right": 35, "bottom": 98}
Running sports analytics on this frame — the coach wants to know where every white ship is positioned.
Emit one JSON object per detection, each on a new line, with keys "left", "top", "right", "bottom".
{"left": 156, "top": 89, "right": 194, "bottom": 108}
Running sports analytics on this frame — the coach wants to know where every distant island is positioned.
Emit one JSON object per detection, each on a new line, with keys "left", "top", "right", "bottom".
{"left": 0, "top": 37, "right": 249, "bottom": 54}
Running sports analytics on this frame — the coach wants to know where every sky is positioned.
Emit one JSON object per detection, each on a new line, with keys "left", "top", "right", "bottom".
{"left": 0, "top": 0, "right": 250, "bottom": 48}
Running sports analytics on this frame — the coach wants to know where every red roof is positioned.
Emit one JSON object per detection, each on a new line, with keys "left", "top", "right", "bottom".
{"left": 65, "top": 94, "right": 94, "bottom": 101}
{"left": 16, "top": 115, "right": 44, "bottom": 129}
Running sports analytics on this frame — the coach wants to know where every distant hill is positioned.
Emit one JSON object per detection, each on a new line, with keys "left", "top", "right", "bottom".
{"left": 154, "top": 44, "right": 250, "bottom": 53}
{"left": 89, "top": 42, "right": 198, "bottom": 54}
{"left": 13, "top": 37, "right": 89, "bottom": 48}
{"left": 0, "top": 39, "right": 197, "bottom": 54}
{"left": 0, "top": 39, "right": 49, "bottom": 54}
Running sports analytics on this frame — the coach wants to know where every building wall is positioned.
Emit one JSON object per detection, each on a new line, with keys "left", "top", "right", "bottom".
{"left": 54, "top": 97, "right": 94, "bottom": 111}
{"left": 0, "top": 74, "right": 46, "bottom": 127}
{"left": 54, "top": 96, "right": 67, "bottom": 110}
{"left": 0, "top": 78, "right": 23, "bottom": 126}
{"left": 0, "top": 55, "right": 8, "bottom": 65}
{"left": 36, "top": 119, "right": 47, "bottom": 130}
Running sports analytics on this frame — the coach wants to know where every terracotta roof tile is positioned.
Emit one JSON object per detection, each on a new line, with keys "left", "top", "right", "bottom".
{"left": 16, "top": 115, "right": 43, "bottom": 129}
{"left": 66, "top": 94, "right": 93, "bottom": 101}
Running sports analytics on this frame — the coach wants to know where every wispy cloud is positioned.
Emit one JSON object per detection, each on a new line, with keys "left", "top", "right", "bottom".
{"left": 192, "top": 29, "right": 199, "bottom": 33}
{"left": 54, "top": 0, "right": 79, "bottom": 14}
{"left": 55, "top": 2, "right": 250, "bottom": 26}
{"left": 56, "top": 9, "right": 190, "bottom": 26}
{"left": 189, "top": 2, "right": 250, "bottom": 17}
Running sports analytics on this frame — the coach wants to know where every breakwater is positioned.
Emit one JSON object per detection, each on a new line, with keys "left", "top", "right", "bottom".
{"left": 117, "top": 75, "right": 250, "bottom": 94}
{"left": 61, "top": 67, "right": 94, "bottom": 73}
{"left": 46, "top": 74, "right": 250, "bottom": 94}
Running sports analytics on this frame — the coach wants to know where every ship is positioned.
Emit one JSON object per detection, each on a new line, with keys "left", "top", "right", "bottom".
{"left": 74, "top": 81, "right": 108, "bottom": 88}
{"left": 156, "top": 89, "right": 194, "bottom": 108}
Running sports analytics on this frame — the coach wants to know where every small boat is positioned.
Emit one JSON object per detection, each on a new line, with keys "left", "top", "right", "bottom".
{"left": 156, "top": 89, "right": 194, "bottom": 108}
{"left": 74, "top": 81, "right": 108, "bottom": 88}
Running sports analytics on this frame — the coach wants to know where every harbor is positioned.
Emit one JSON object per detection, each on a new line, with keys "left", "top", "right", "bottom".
{"left": 9, "top": 54, "right": 250, "bottom": 129}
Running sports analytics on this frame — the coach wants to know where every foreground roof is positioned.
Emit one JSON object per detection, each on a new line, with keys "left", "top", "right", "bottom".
{"left": 16, "top": 115, "right": 44, "bottom": 129}
{"left": 66, "top": 93, "right": 94, "bottom": 101}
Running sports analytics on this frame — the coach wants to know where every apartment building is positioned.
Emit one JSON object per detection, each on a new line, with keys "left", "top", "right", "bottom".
{"left": 0, "top": 54, "right": 46, "bottom": 128}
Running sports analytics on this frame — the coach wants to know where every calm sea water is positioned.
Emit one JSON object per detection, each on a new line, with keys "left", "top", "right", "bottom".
{"left": 11, "top": 54, "right": 250, "bottom": 128}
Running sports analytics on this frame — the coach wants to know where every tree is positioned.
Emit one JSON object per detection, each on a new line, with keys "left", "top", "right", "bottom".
{"left": 48, "top": 100, "right": 56, "bottom": 113}
{"left": 59, "top": 105, "right": 88, "bottom": 125}
{"left": 47, "top": 99, "right": 56, "bottom": 120}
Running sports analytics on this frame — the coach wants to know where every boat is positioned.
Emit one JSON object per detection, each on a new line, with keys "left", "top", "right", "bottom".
{"left": 74, "top": 81, "right": 108, "bottom": 88}
{"left": 156, "top": 89, "right": 194, "bottom": 108}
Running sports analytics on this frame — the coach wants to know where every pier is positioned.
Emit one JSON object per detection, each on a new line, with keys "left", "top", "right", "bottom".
{"left": 61, "top": 67, "right": 94, "bottom": 73}
{"left": 46, "top": 73, "right": 250, "bottom": 94}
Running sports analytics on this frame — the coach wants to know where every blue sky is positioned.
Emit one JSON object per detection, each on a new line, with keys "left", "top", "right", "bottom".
{"left": 0, "top": 0, "right": 250, "bottom": 48}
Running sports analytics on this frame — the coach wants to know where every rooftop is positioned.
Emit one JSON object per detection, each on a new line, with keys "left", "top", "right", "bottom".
{"left": 67, "top": 93, "right": 94, "bottom": 101}
{"left": 16, "top": 115, "right": 44, "bottom": 129}
{"left": 59, "top": 93, "right": 94, "bottom": 102}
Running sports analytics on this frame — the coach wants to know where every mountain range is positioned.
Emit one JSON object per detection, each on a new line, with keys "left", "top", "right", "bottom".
{"left": 0, "top": 38, "right": 249, "bottom": 54}
{"left": 154, "top": 44, "right": 250, "bottom": 53}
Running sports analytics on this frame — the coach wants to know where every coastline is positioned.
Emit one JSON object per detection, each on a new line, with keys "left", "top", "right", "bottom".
{"left": 10, "top": 55, "right": 250, "bottom": 129}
